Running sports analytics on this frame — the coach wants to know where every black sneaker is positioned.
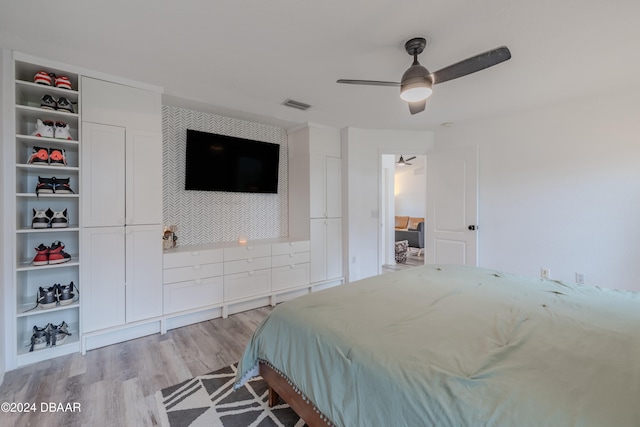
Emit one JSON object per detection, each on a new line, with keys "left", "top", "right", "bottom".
{"left": 29, "top": 324, "right": 51, "bottom": 352}
{"left": 50, "top": 321, "right": 71, "bottom": 347}
{"left": 49, "top": 208, "right": 68, "bottom": 228}
{"left": 27, "top": 146, "right": 50, "bottom": 165}
{"left": 37, "top": 286, "right": 58, "bottom": 309}
{"left": 35, "top": 176, "right": 55, "bottom": 197}
{"left": 40, "top": 94, "right": 57, "bottom": 110}
{"left": 31, "top": 208, "right": 50, "bottom": 229}
{"left": 48, "top": 147, "right": 67, "bottom": 166}
{"left": 56, "top": 97, "right": 74, "bottom": 113}
{"left": 57, "top": 282, "right": 77, "bottom": 306}
{"left": 51, "top": 177, "right": 74, "bottom": 194}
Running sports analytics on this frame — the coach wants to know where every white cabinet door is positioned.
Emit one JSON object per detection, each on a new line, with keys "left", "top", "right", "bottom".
{"left": 82, "top": 227, "right": 126, "bottom": 332}
{"left": 82, "top": 123, "right": 126, "bottom": 227}
{"left": 81, "top": 77, "right": 161, "bottom": 131}
{"left": 125, "top": 224, "right": 163, "bottom": 322}
{"left": 326, "top": 217, "right": 343, "bottom": 280}
{"left": 309, "top": 155, "right": 326, "bottom": 218}
{"left": 325, "top": 156, "right": 342, "bottom": 218}
{"left": 126, "top": 129, "right": 162, "bottom": 225}
{"left": 310, "top": 218, "right": 326, "bottom": 283}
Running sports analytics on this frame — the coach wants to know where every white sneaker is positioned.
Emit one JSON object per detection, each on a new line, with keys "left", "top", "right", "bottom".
{"left": 32, "top": 119, "right": 54, "bottom": 138}
{"left": 54, "top": 121, "right": 72, "bottom": 140}
{"left": 32, "top": 208, "right": 50, "bottom": 229}
{"left": 49, "top": 208, "right": 68, "bottom": 228}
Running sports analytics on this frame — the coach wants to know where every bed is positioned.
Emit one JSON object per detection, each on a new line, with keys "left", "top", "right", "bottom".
{"left": 234, "top": 265, "right": 640, "bottom": 426}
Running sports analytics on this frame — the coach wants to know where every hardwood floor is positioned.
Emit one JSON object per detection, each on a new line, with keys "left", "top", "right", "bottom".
{"left": 381, "top": 251, "right": 425, "bottom": 273}
{"left": 0, "top": 307, "right": 272, "bottom": 427}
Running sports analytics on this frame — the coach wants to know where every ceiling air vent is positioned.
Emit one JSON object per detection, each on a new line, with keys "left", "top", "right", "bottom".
{"left": 282, "top": 99, "right": 311, "bottom": 111}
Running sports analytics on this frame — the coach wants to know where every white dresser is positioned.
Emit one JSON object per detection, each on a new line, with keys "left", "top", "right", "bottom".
{"left": 162, "top": 238, "right": 315, "bottom": 322}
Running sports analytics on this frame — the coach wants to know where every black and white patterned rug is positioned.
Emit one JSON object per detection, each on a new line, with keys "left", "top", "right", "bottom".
{"left": 156, "top": 363, "right": 307, "bottom": 427}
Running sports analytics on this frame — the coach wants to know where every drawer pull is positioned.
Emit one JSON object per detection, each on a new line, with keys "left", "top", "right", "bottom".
{"left": 194, "top": 278, "right": 202, "bottom": 284}
{"left": 192, "top": 265, "right": 202, "bottom": 270}
{"left": 247, "top": 246, "right": 253, "bottom": 251}
{"left": 290, "top": 264, "right": 295, "bottom": 269}
{"left": 289, "top": 242, "right": 294, "bottom": 246}
{"left": 191, "top": 251, "right": 200, "bottom": 256}
{"left": 248, "top": 271, "right": 254, "bottom": 276}
{"left": 247, "top": 258, "right": 254, "bottom": 263}
{"left": 289, "top": 253, "right": 294, "bottom": 258}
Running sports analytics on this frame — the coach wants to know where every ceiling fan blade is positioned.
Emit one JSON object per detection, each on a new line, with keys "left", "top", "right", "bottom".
{"left": 336, "top": 79, "right": 400, "bottom": 87}
{"left": 431, "top": 46, "right": 511, "bottom": 85}
{"left": 405, "top": 156, "right": 417, "bottom": 162}
{"left": 408, "top": 100, "right": 426, "bottom": 115}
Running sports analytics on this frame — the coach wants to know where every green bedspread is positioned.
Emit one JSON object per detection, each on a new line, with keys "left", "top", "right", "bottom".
{"left": 235, "top": 265, "right": 640, "bottom": 426}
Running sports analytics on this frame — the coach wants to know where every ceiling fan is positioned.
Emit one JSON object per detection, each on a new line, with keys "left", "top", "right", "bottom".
{"left": 337, "top": 37, "right": 511, "bottom": 115}
{"left": 396, "top": 155, "right": 416, "bottom": 166}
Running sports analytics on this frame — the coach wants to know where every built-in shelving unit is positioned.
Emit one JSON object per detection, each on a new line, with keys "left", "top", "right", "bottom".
{"left": 12, "top": 54, "right": 81, "bottom": 366}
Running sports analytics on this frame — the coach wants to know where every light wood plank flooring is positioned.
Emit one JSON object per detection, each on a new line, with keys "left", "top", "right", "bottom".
{"left": 382, "top": 251, "right": 425, "bottom": 273}
{"left": 0, "top": 307, "right": 272, "bottom": 427}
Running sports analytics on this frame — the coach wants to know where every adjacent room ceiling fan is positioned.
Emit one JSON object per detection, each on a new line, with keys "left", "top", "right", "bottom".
{"left": 337, "top": 37, "right": 511, "bottom": 115}
{"left": 396, "top": 155, "right": 416, "bottom": 166}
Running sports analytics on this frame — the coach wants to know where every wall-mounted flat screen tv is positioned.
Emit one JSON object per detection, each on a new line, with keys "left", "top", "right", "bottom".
{"left": 184, "top": 129, "right": 280, "bottom": 193}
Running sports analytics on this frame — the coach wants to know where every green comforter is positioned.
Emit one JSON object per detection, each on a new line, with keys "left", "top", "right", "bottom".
{"left": 235, "top": 265, "right": 640, "bottom": 426}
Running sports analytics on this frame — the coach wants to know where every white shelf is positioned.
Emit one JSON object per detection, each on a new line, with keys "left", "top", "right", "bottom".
{"left": 16, "top": 226, "right": 80, "bottom": 233}
{"left": 17, "top": 258, "right": 80, "bottom": 272}
{"left": 17, "top": 301, "right": 80, "bottom": 318}
{"left": 16, "top": 134, "right": 80, "bottom": 145}
{"left": 16, "top": 164, "right": 79, "bottom": 173}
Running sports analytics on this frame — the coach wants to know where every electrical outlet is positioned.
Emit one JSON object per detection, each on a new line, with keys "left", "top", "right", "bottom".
{"left": 541, "top": 268, "right": 551, "bottom": 279}
{"left": 576, "top": 273, "right": 585, "bottom": 285}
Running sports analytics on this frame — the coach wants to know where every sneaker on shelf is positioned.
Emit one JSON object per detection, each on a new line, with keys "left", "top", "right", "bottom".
{"left": 34, "top": 71, "right": 55, "bottom": 86}
{"left": 37, "top": 286, "right": 58, "bottom": 309}
{"left": 57, "top": 282, "right": 77, "bottom": 306}
{"left": 51, "top": 177, "right": 74, "bottom": 194}
{"left": 29, "top": 324, "right": 51, "bottom": 352}
{"left": 56, "top": 96, "right": 74, "bottom": 113}
{"left": 32, "top": 243, "right": 50, "bottom": 266}
{"left": 35, "top": 176, "right": 55, "bottom": 196}
{"left": 31, "top": 119, "right": 55, "bottom": 138}
{"left": 54, "top": 76, "right": 72, "bottom": 90}
{"left": 53, "top": 122, "right": 72, "bottom": 141}
{"left": 49, "top": 147, "right": 68, "bottom": 165}
{"left": 51, "top": 321, "right": 72, "bottom": 346}
{"left": 31, "top": 208, "right": 51, "bottom": 229}
{"left": 27, "top": 146, "right": 50, "bottom": 165}
{"left": 48, "top": 241, "right": 71, "bottom": 264}
{"left": 40, "top": 94, "right": 57, "bottom": 110}
{"left": 49, "top": 208, "right": 68, "bottom": 228}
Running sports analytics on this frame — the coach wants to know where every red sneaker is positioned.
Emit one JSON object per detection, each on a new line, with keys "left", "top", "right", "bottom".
{"left": 54, "top": 76, "right": 72, "bottom": 90}
{"left": 32, "top": 244, "right": 50, "bottom": 266}
{"left": 34, "top": 71, "right": 55, "bottom": 86}
{"left": 48, "top": 241, "right": 71, "bottom": 264}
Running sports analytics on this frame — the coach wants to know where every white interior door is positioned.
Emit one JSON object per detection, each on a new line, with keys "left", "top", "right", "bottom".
{"left": 426, "top": 146, "right": 478, "bottom": 266}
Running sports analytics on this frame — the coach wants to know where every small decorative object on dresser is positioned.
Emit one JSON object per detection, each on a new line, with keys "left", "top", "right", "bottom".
{"left": 162, "top": 226, "right": 178, "bottom": 250}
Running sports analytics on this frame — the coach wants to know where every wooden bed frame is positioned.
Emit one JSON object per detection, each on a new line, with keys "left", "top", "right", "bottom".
{"left": 259, "top": 361, "right": 332, "bottom": 426}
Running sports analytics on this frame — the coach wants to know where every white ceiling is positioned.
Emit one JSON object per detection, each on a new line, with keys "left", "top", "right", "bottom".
{"left": 2, "top": 0, "right": 639, "bottom": 131}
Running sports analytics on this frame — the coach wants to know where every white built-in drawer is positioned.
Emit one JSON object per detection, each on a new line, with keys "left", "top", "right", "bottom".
{"left": 224, "top": 256, "right": 271, "bottom": 275}
{"left": 163, "top": 248, "right": 223, "bottom": 269}
{"left": 224, "top": 244, "right": 271, "bottom": 262}
{"left": 271, "top": 240, "right": 310, "bottom": 256}
{"left": 163, "top": 262, "right": 223, "bottom": 284}
{"left": 272, "top": 263, "right": 310, "bottom": 291}
{"left": 163, "top": 276, "right": 223, "bottom": 314}
{"left": 271, "top": 252, "right": 310, "bottom": 268}
{"left": 224, "top": 270, "right": 271, "bottom": 301}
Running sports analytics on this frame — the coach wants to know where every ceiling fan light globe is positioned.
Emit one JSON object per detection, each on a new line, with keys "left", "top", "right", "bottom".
{"left": 400, "top": 86, "right": 432, "bottom": 102}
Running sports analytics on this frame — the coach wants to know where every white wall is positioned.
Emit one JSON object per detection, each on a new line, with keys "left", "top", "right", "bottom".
{"left": 394, "top": 156, "right": 426, "bottom": 218}
{"left": 343, "top": 128, "right": 434, "bottom": 282}
{"left": 434, "top": 86, "right": 640, "bottom": 291}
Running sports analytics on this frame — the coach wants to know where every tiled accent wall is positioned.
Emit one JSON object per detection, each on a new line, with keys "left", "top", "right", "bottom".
{"left": 162, "top": 105, "right": 288, "bottom": 246}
